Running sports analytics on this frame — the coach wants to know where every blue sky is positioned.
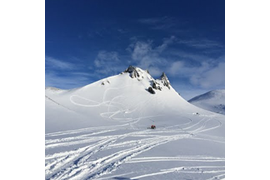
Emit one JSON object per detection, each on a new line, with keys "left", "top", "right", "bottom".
{"left": 45, "top": 0, "right": 225, "bottom": 100}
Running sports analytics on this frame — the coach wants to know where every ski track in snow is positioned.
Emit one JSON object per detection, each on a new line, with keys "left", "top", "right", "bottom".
{"left": 46, "top": 89, "right": 224, "bottom": 179}
{"left": 130, "top": 166, "right": 225, "bottom": 180}
{"left": 46, "top": 119, "right": 224, "bottom": 180}
{"left": 46, "top": 130, "right": 189, "bottom": 180}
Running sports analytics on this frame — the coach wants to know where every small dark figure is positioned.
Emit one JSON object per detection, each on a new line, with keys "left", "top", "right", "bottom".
{"left": 151, "top": 125, "right": 156, "bottom": 129}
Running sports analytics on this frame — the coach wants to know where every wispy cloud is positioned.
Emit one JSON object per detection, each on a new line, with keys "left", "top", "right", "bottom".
{"left": 190, "top": 61, "right": 225, "bottom": 88}
{"left": 45, "top": 71, "right": 91, "bottom": 89}
{"left": 94, "top": 51, "right": 120, "bottom": 67}
{"left": 86, "top": 35, "right": 225, "bottom": 92}
{"left": 138, "top": 16, "right": 178, "bottom": 31}
{"left": 93, "top": 50, "right": 126, "bottom": 75}
{"left": 127, "top": 36, "right": 176, "bottom": 76}
{"left": 117, "top": 28, "right": 127, "bottom": 34}
{"left": 46, "top": 56, "right": 76, "bottom": 70}
{"left": 129, "top": 40, "right": 153, "bottom": 61}
{"left": 138, "top": 17, "right": 166, "bottom": 24}
{"left": 168, "top": 50, "right": 212, "bottom": 63}
{"left": 167, "top": 56, "right": 225, "bottom": 89}
{"left": 45, "top": 56, "right": 93, "bottom": 89}
{"left": 156, "top": 36, "right": 176, "bottom": 52}
{"left": 178, "top": 38, "right": 224, "bottom": 49}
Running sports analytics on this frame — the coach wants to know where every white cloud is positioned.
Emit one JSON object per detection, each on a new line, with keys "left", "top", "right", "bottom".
{"left": 128, "top": 37, "right": 177, "bottom": 75}
{"left": 45, "top": 71, "right": 90, "bottom": 89}
{"left": 45, "top": 56, "right": 93, "bottom": 89}
{"left": 168, "top": 61, "right": 185, "bottom": 75}
{"left": 90, "top": 37, "right": 225, "bottom": 91}
{"left": 167, "top": 56, "right": 225, "bottom": 89}
{"left": 190, "top": 62, "right": 225, "bottom": 88}
{"left": 46, "top": 56, "right": 76, "bottom": 70}
{"left": 138, "top": 17, "right": 164, "bottom": 24}
{"left": 169, "top": 50, "right": 210, "bottom": 62}
{"left": 117, "top": 28, "right": 127, "bottom": 34}
{"left": 131, "top": 41, "right": 152, "bottom": 61}
{"left": 156, "top": 36, "right": 176, "bottom": 53}
{"left": 147, "top": 66, "right": 163, "bottom": 77}
{"left": 94, "top": 51, "right": 120, "bottom": 67}
{"left": 93, "top": 50, "right": 126, "bottom": 76}
{"left": 168, "top": 61, "right": 210, "bottom": 76}
{"left": 178, "top": 38, "right": 224, "bottom": 49}
{"left": 138, "top": 16, "right": 177, "bottom": 31}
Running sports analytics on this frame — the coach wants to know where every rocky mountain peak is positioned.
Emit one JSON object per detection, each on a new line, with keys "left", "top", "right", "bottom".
{"left": 122, "top": 66, "right": 171, "bottom": 91}
{"left": 160, "top": 72, "right": 171, "bottom": 89}
{"left": 124, "top": 65, "right": 141, "bottom": 78}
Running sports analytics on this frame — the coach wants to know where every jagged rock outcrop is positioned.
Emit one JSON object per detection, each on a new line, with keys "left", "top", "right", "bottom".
{"left": 151, "top": 80, "right": 162, "bottom": 91}
{"left": 122, "top": 66, "right": 171, "bottom": 92}
{"left": 160, "top": 72, "right": 171, "bottom": 89}
{"left": 124, "top": 65, "right": 140, "bottom": 78}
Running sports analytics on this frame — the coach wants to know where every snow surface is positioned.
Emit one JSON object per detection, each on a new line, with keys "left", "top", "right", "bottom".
{"left": 188, "top": 90, "right": 225, "bottom": 115}
{"left": 45, "top": 66, "right": 225, "bottom": 180}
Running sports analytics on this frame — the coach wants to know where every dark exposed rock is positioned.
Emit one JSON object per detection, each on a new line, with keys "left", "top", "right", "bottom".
{"left": 122, "top": 66, "right": 172, "bottom": 92}
{"left": 148, "top": 87, "right": 155, "bottom": 94}
{"left": 152, "top": 81, "right": 157, "bottom": 89}
{"left": 160, "top": 72, "right": 171, "bottom": 89}
{"left": 101, "top": 80, "right": 110, "bottom": 85}
{"left": 124, "top": 65, "right": 140, "bottom": 78}
{"left": 151, "top": 81, "right": 162, "bottom": 91}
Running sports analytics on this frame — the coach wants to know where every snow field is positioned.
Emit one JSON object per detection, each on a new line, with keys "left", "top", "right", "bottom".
{"left": 46, "top": 67, "right": 225, "bottom": 179}
{"left": 46, "top": 118, "right": 224, "bottom": 179}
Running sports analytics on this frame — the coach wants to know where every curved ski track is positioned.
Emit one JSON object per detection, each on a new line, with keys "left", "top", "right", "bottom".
{"left": 46, "top": 88, "right": 224, "bottom": 179}
{"left": 46, "top": 119, "right": 224, "bottom": 180}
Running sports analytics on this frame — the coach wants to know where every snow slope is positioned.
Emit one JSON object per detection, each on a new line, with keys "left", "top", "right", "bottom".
{"left": 45, "top": 66, "right": 225, "bottom": 180}
{"left": 188, "top": 90, "right": 225, "bottom": 115}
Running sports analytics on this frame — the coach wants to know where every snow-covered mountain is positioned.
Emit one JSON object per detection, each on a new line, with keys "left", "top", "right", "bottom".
{"left": 188, "top": 90, "right": 225, "bottom": 115}
{"left": 45, "top": 66, "right": 225, "bottom": 180}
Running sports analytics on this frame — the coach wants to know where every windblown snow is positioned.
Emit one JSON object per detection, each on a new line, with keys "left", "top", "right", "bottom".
{"left": 45, "top": 66, "right": 225, "bottom": 180}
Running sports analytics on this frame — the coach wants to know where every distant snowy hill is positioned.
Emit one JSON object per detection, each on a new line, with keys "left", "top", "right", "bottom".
{"left": 188, "top": 90, "right": 225, "bottom": 115}
{"left": 45, "top": 66, "right": 225, "bottom": 180}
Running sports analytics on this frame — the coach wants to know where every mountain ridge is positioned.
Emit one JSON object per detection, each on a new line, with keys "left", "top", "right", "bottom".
{"left": 188, "top": 89, "right": 225, "bottom": 115}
